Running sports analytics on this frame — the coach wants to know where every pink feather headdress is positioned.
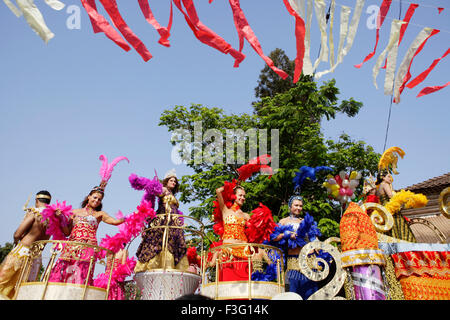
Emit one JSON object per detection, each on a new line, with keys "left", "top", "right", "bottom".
{"left": 94, "top": 154, "right": 130, "bottom": 192}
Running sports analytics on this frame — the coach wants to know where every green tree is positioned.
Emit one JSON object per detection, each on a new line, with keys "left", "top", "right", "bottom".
{"left": 159, "top": 80, "right": 379, "bottom": 243}
{"left": 0, "top": 242, "right": 13, "bottom": 264}
{"left": 254, "top": 48, "right": 296, "bottom": 101}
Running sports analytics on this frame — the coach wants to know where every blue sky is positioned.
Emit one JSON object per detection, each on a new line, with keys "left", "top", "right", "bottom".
{"left": 1, "top": 0, "right": 449, "bottom": 251}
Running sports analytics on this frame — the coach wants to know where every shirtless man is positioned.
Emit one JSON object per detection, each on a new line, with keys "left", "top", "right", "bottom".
{"left": 0, "top": 190, "right": 52, "bottom": 299}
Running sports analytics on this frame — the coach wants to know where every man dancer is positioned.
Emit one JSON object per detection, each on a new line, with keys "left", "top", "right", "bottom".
{"left": 0, "top": 190, "right": 52, "bottom": 299}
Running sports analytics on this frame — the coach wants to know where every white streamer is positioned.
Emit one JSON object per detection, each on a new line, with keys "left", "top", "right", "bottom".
{"left": 393, "top": 27, "right": 435, "bottom": 103}
{"left": 315, "top": 4, "right": 350, "bottom": 79}
{"left": 3, "top": 0, "right": 22, "bottom": 17}
{"left": 372, "top": 19, "right": 405, "bottom": 91}
{"left": 312, "top": 0, "right": 329, "bottom": 72}
{"left": 15, "top": 0, "right": 56, "bottom": 43}
{"left": 44, "top": 0, "right": 65, "bottom": 11}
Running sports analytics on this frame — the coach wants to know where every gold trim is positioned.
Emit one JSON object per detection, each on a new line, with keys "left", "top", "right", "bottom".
{"left": 202, "top": 280, "right": 282, "bottom": 287}
{"left": 135, "top": 268, "right": 201, "bottom": 277}
{"left": 361, "top": 202, "right": 394, "bottom": 233}
{"left": 36, "top": 195, "right": 51, "bottom": 200}
{"left": 439, "top": 187, "right": 450, "bottom": 219}
{"left": 19, "top": 282, "right": 107, "bottom": 293}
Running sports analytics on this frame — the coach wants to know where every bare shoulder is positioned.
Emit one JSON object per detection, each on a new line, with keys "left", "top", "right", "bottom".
{"left": 72, "top": 208, "right": 84, "bottom": 215}
{"left": 278, "top": 217, "right": 288, "bottom": 225}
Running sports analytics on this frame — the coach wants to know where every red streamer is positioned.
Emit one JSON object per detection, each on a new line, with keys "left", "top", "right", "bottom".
{"left": 98, "top": 0, "right": 152, "bottom": 62}
{"left": 282, "top": 0, "right": 306, "bottom": 83}
{"left": 173, "top": 0, "right": 245, "bottom": 67}
{"left": 417, "top": 81, "right": 450, "bottom": 98}
{"left": 382, "top": 3, "right": 419, "bottom": 69}
{"left": 228, "top": 0, "right": 288, "bottom": 79}
{"left": 79, "top": 0, "right": 131, "bottom": 52}
{"left": 438, "top": 7, "right": 444, "bottom": 14}
{"left": 138, "top": 0, "right": 173, "bottom": 47}
{"left": 355, "top": 0, "right": 392, "bottom": 69}
{"left": 394, "top": 28, "right": 440, "bottom": 103}
{"left": 406, "top": 48, "right": 450, "bottom": 89}
{"left": 85, "top": 0, "right": 102, "bottom": 33}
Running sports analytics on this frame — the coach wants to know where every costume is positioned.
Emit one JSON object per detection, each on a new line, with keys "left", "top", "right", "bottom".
{"left": 219, "top": 205, "right": 251, "bottom": 282}
{"left": 48, "top": 212, "right": 99, "bottom": 285}
{"left": 269, "top": 212, "right": 322, "bottom": 300}
{"left": 0, "top": 199, "right": 49, "bottom": 299}
{"left": 267, "top": 166, "right": 328, "bottom": 300}
{"left": 0, "top": 243, "right": 33, "bottom": 299}
{"left": 48, "top": 154, "right": 128, "bottom": 285}
{"left": 135, "top": 169, "right": 189, "bottom": 272}
{"left": 211, "top": 155, "right": 276, "bottom": 283}
{"left": 376, "top": 147, "right": 419, "bottom": 242}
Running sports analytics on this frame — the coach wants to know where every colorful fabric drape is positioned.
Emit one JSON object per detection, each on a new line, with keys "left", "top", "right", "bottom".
{"left": 393, "top": 251, "right": 450, "bottom": 300}
{"left": 392, "top": 250, "right": 450, "bottom": 278}
{"left": 379, "top": 243, "right": 450, "bottom": 300}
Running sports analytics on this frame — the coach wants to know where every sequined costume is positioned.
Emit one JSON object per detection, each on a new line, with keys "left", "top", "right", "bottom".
{"left": 219, "top": 213, "right": 251, "bottom": 282}
{"left": 135, "top": 193, "right": 188, "bottom": 272}
{"left": 283, "top": 220, "right": 318, "bottom": 300}
{"left": 48, "top": 213, "right": 99, "bottom": 285}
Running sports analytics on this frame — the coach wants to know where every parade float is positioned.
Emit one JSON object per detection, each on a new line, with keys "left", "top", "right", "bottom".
{"left": 3, "top": 148, "right": 449, "bottom": 300}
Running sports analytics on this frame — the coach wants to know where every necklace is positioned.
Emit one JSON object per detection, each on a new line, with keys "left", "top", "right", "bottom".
{"left": 231, "top": 203, "right": 240, "bottom": 212}
{"left": 85, "top": 206, "right": 95, "bottom": 216}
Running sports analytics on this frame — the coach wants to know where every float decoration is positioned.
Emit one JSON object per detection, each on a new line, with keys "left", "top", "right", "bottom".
{"left": 323, "top": 170, "right": 362, "bottom": 205}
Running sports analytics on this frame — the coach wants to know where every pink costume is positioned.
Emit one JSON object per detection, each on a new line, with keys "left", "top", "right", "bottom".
{"left": 49, "top": 212, "right": 99, "bottom": 285}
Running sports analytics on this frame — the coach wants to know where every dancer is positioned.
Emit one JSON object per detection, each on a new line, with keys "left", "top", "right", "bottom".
{"left": 376, "top": 147, "right": 416, "bottom": 242}
{"left": 0, "top": 191, "right": 52, "bottom": 299}
{"left": 48, "top": 155, "right": 127, "bottom": 285}
{"left": 270, "top": 194, "right": 321, "bottom": 299}
{"left": 209, "top": 155, "right": 276, "bottom": 282}
{"left": 134, "top": 169, "right": 189, "bottom": 272}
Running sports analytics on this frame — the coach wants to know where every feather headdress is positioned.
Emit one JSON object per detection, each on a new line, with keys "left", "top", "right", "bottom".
{"left": 96, "top": 154, "right": 130, "bottom": 190}
{"left": 378, "top": 147, "right": 405, "bottom": 175}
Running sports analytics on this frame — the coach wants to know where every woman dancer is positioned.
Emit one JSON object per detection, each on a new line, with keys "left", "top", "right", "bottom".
{"left": 134, "top": 169, "right": 189, "bottom": 272}
{"left": 271, "top": 195, "right": 320, "bottom": 299}
{"left": 48, "top": 155, "right": 127, "bottom": 285}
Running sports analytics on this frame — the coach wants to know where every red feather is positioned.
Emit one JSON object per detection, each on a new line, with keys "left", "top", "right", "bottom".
{"left": 245, "top": 203, "right": 276, "bottom": 243}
